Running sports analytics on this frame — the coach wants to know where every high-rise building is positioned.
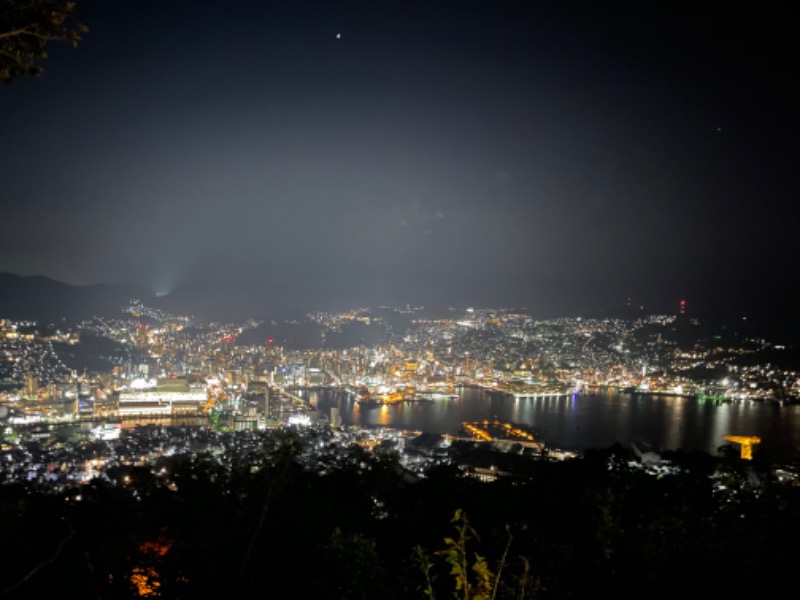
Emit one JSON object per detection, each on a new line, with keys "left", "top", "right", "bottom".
{"left": 26, "top": 372, "right": 38, "bottom": 400}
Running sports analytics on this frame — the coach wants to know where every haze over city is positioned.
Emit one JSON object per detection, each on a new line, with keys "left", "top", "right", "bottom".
{"left": 1, "top": 0, "right": 796, "bottom": 322}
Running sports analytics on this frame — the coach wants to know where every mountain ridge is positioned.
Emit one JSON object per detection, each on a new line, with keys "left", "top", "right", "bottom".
{"left": 0, "top": 272, "right": 153, "bottom": 322}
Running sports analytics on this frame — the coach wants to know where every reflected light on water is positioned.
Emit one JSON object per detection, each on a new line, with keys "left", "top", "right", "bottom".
{"left": 304, "top": 388, "right": 800, "bottom": 459}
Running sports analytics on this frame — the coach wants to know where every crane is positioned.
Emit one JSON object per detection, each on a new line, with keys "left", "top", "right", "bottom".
{"left": 723, "top": 435, "right": 761, "bottom": 460}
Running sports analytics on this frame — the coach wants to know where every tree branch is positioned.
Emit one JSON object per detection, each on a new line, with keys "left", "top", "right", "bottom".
{"left": 0, "top": 523, "right": 76, "bottom": 597}
{"left": 0, "top": 27, "right": 33, "bottom": 40}
{"left": 0, "top": 48, "right": 24, "bottom": 65}
{"left": 0, "top": 28, "right": 62, "bottom": 42}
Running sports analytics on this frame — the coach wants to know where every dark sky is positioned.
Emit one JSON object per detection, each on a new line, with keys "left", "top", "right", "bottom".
{"left": 1, "top": 0, "right": 797, "bottom": 317}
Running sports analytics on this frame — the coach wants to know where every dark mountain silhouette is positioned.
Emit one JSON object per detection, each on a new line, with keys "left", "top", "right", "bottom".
{"left": 0, "top": 273, "right": 294, "bottom": 323}
{"left": 0, "top": 272, "right": 152, "bottom": 323}
{"left": 2, "top": 273, "right": 797, "bottom": 345}
{"left": 151, "top": 280, "right": 305, "bottom": 322}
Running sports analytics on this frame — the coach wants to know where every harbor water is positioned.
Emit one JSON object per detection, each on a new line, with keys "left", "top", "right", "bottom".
{"left": 299, "top": 386, "right": 800, "bottom": 461}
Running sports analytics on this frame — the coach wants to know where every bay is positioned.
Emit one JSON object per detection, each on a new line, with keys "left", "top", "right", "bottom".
{"left": 299, "top": 387, "right": 800, "bottom": 461}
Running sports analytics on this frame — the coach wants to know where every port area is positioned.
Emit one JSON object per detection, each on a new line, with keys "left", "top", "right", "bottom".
{"left": 356, "top": 391, "right": 433, "bottom": 407}
{"left": 459, "top": 420, "right": 544, "bottom": 452}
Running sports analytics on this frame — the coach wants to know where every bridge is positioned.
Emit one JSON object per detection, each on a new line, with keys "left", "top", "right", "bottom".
{"left": 461, "top": 420, "right": 544, "bottom": 451}
{"left": 273, "top": 386, "right": 313, "bottom": 409}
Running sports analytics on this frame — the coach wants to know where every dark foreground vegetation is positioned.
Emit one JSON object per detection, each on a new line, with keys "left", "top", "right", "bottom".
{"left": 1, "top": 434, "right": 798, "bottom": 599}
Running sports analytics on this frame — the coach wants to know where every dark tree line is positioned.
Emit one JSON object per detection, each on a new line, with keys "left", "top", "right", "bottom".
{"left": 1, "top": 434, "right": 799, "bottom": 599}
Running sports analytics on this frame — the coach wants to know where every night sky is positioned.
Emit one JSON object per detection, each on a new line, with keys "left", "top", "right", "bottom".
{"left": 1, "top": 1, "right": 797, "bottom": 318}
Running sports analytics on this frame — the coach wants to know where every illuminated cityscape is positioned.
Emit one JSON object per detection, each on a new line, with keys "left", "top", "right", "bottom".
{"left": 2, "top": 301, "right": 799, "bottom": 457}
{"left": 2, "top": 0, "right": 799, "bottom": 597}
{"left": 3, "top": 303, "right": 799, "bottom": 419}
{"left": 2, "top": 299, "right": 800, "bottom": 597}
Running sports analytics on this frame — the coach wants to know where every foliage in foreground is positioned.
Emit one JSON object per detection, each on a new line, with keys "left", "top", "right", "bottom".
{"left": 1, "top": 436, "right": 800, "bottom": 598}
{"left": 415, "top": 509, "right": 539, "bottom": 600}
{"left": 0, "top": 0, "right": 87, "bottom": 82}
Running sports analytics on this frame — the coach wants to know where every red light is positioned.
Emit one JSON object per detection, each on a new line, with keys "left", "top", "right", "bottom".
{"left": 267, "top": 338, "right": 274, "bottom": 344}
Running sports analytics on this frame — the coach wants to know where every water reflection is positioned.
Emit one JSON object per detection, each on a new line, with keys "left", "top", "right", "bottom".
{"left": 299, "top": 388, "right": 800, "bottom": 460}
